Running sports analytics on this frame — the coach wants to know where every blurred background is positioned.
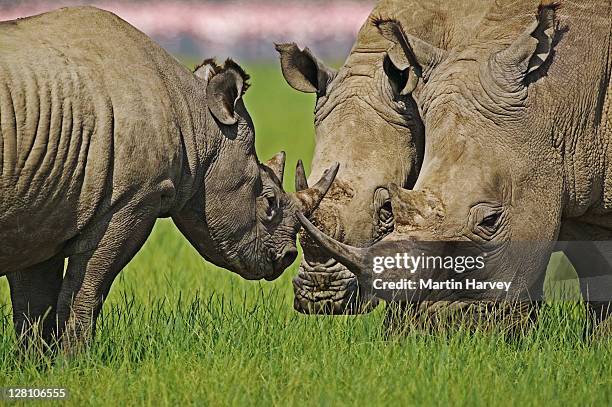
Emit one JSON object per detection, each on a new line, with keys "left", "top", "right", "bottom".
{"left": 0, "top": 0, "right": 374, "bottom": 60}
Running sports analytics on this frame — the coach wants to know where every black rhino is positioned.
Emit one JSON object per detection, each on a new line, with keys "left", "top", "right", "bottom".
{"left": 0, "top": 6, "right": 337, "bottom": 348}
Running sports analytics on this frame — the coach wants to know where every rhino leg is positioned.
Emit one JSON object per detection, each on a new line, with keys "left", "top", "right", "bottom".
{"left": 7, "top": 256, "right": 64, "bottom": 348}
{"left": 56, "top": 202, "right": 158, "bottom": 350}
{"left": 561, "top": 240, "right": 612, "bottom": 327}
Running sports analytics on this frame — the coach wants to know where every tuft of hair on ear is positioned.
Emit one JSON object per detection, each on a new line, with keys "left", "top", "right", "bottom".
{"left": 538, "top": 0, "right": 562, "bottom": 12}
{"left": 371, "top": 14, "right": 399, "bottom": 37}
{"left": 222, "top": 58, "right": 251, "bottom": 94}
{"left": 194, "top": 58, "right": 221, "bottom": 75}
{"left": 369, "top": 13, "right": 387, "bottom": 28}
{"left": 537, "top": 0, "right": 561, "bottom": 22}
{"left": 371, "top": 16, "right": 412, "bottom": 59}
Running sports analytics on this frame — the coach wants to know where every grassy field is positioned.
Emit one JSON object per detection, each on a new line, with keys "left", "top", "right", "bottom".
{"left": 0, "top": 64, "right": 610, "bottom": 406}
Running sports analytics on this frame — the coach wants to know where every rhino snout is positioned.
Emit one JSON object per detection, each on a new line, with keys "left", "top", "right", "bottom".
{"left": 292, "top": 258, "right": 377, "bottom": 314}
{"left": 267, "top": 245, "right": 298, "bottom": 280}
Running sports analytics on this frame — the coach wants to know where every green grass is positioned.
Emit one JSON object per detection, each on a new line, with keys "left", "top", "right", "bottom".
{"left": 0, "top": 65, "right": 611, "bottom": 406}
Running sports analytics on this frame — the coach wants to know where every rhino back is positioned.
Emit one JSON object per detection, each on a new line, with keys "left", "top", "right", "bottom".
{"left": 0, "top": 7, "right": 190, "bottom": 269}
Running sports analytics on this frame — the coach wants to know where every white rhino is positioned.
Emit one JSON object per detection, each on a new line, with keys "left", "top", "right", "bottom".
{"left": 300, "top": 0, "right": 612, "bottom": 325}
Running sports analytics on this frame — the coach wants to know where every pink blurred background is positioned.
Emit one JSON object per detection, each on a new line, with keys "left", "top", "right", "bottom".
{"left": 0, "top": 1, "right": 374, "bottom": 59}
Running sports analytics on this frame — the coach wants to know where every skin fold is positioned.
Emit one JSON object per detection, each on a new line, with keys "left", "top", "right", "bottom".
{"left": 299, "top": 1, "right": 612, "bottom": 326}
{"left": 0, "top": 6, "right": 338, "bottom": 349}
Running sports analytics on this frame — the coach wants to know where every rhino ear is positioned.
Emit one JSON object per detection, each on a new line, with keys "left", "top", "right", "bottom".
{"left": 275, "top": 43, "right": 336, "bottom": 94}
{"left": 376, "top": 18, "right": 446, "bottom": 92}
{"left": 194, "top": 58, "right": 221, "bottom": 83}
{"left": 206, "top": 59, "right": 250, "bottom": 126}
{"left": 489, "top": 2, "right": 558, "bottom": 89}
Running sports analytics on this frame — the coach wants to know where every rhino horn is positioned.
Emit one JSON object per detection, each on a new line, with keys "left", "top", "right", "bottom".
{"left": 295, "top": 159, "right": 309, "bottom": 191}
{"left": 297, "top": 212, "right": 367, "bottom": 276}
{"left": 265, "top": 151, "right": 286, "bottom": 184}
{"left": 293, "top": 162, "right": 339, "bottom": 216}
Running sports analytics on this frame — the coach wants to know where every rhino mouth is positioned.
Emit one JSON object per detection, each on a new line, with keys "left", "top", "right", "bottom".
{"left": 292, "top": 257, "right": 378, "bottom": 314}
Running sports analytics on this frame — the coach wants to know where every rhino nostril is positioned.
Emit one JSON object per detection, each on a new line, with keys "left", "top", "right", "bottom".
{"left": 275, "top": 247, "right": 298, "bottom": 272}
{"left": 268, "top": 247, "right": 276, "bottom": 260}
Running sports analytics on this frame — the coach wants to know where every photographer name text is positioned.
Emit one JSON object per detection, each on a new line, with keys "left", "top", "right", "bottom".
{"left": 372, "top": 278, "right": 512, "bottom": 292}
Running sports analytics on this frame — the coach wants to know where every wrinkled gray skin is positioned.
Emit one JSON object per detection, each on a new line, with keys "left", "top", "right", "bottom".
{"left": 300, "top": 1, "right": 612, "bottom": 322}
{"left": 0, "top": 6, "right": 337, "bottom": 348}
{"left": 277, "top": 0, "right": 497, "bottom": 314}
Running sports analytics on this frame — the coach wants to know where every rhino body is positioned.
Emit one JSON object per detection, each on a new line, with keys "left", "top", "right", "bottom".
{"left": 277, "top": 0, "right": 496, "bottom": 314}
{"left": 0, "top": 6, "right": 336, "bottom": 347}
{"left": 301, "top": 1, "right": 612, "bottom": 323}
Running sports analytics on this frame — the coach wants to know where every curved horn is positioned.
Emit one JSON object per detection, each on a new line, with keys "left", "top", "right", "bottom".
{"left": 294, "top": 162, "right": 339, "bottom": 216}
{"left": 297, "top": 213, "right": 367, "bottom": 275}
{"left": 295, "top": 159, "right": 309, "bottom": 191}
{"left": 265, "top": 151, "right": 286, "bottom": 184}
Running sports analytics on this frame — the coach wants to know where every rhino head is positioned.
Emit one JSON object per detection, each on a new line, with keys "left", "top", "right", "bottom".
{"left": 275, "top": 38, "right": 425, "bottom": 313}
{"left": 298, "top": 3, "right": 566, "bottom": 307}
{"left": 172, "top": 59, "right": 339, "bottom": 281}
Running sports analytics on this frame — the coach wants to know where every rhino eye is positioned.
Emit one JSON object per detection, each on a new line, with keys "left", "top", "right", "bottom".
{"left": 379, "top": 201, "right": 393, "bottom": 222}
{"left": 470, "top": 203, "right": 505, "bottom": 240}
{"left": 262, "top": 188, "right": 279, "bottom": 221}
{"left": 479, "top": 213, "right": 500, "bottom": 230}
{"left": 373, "top": 188, "right": 395, "bottom": 241}
{"left": 383, "top": 56, "right": 409, "bottom": 96}
{"left": 474, "top": 208, "right": 504, "bottom": 238}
